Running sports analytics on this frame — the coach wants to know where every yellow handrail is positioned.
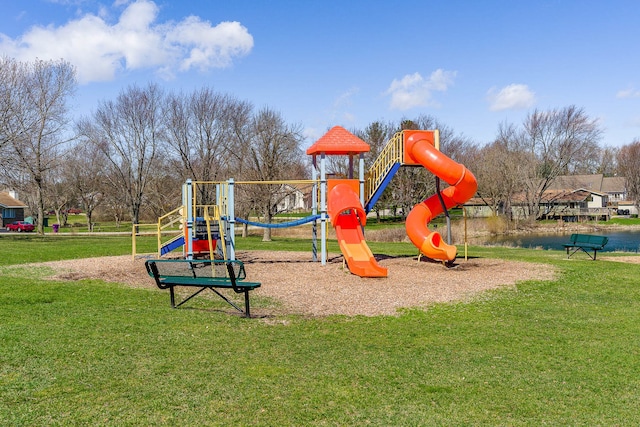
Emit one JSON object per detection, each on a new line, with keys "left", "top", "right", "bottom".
{"left": 158, "top": 206, "right": 183, "bottom": 229}
{"left": 202, "top": 204, "right": 226, "bottom": 260}
{"left": 131, "top": 223, "right": 157, "bottom": 259}
{"left": 364, "top": 131, "right": 404, "bottom": 203}
{"left": 157, "top": 205, "right": 184, "bottom": 256}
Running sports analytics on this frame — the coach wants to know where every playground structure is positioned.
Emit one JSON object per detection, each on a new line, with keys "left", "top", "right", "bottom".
{"left": 151, "top": 179, "right": 320, "bottom": 263}
{"left": 145, "top": 128, "right": 477, "bottom": 278}
{"left": 307, "top": 127, "right": 477, "bottom": 276}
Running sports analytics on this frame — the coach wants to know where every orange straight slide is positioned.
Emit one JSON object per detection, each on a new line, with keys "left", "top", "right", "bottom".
{"left": 404, "top": 131, "right": 478, "bottom": 262}
{"left": 328, "top": 183, "right": 388, "bottom": 277}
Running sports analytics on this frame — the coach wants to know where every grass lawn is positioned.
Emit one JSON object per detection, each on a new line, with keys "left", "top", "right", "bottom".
{"left": 1, "top": 235, "right": 639, "bottom": 425}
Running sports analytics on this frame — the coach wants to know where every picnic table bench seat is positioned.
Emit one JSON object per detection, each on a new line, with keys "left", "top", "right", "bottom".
{"left": 145, "top": 259, "right": 261, "bottom": 318}
{"left": 562, "top": 233, "right": 608, "bottom": 260}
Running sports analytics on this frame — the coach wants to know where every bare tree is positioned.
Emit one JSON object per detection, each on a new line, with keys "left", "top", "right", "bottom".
{"left": 77, "top": 83, "right": 166, "bottom": 224}
{"left": 0, "top": 57, "right": 21, "bottom": 153}
{"left": 62, "top": 141, "right": 110, "bottom": 230}
{"left": 100, "top": 181, "right": 129, "bottom": 227}
{"left": 595, "top": 146, "right": 619, "bottom": 176}
{"left": 164, "top": 87, "right": 253, "bottom": 209}
{"left": 141, "top": 155, "right": 182, "bottom": 219}
{"left": 469, "top": 143, "right": 503, "bottom": 216}
{"left": 617, "top": 140, "right": 640, "bottom": 213}
{"left": 242, "top": 108, "right": 305, "bottom": 241}
{"left": 357, "top": 121, "right": 394, "bottom": 166}
{"left": 46, "top": 167, "right": 75, "bottom": 227}
{"left": 473, "top": 123, "right": 530, "bottom": 219}
{"left": 0, "top": 58, "right": 76, "bottom": 233}
{"left": 519, "top": 106, "right": 602, "bottom": 219}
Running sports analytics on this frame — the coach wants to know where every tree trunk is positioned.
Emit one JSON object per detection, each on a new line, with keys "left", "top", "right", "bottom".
{"left": 36, "top": 181, "right": 45, "bottom": 235}
{"left": 86, "top": 210, "right": 93, "bottom": 232}
{"left": 262, "top": 209, "right": 272, "bottom": 241}
{"left": 131, "top": 201, "right": 140, "bottom": 226}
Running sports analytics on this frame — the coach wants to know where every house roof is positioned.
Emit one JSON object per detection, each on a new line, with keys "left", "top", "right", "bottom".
{"left": 507, "top": 189, "right": 594, "bottom": 204}
{"left": 601, "top": 176, "right": 626, "bottom": 193}
{"left": 573, "top": 188, "right": 606, "bottom": 197}
{"left": 306, "top": 126, "right": 370, "bottom": 155}
{"left": 279, "top": 183, "right": 314, "bottom": 193}
{"left": 549, "top": 174, "right": 626, "bottom": 193}
{"left": 0, "top": 192, "right": 27, "bottom": 208}
{"left": 465, "top": 189, "right": 594, "bottom": 207}
{"left": 548, "top": 174, "right": 604, "bottom": 191}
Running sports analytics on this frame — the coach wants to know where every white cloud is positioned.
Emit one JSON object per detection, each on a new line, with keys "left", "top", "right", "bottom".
{"left": 167, "top": 18, "right": 253, "bottom": 72}
{"left": 341, "top": 112, "right": 356, "bottom": 122}
{"left": 0, "top": 0, "right": 253, "bottom": 84}
{"left": 333, "top": 87, "right": 359, "bottom": 108}
{"left": 487, "top": 84, "right": 535, "bottom": 111}
{"left": 303, "top": 127, "right": 323, "bottom": 146}
{"left": 385, "top": 69, "right": 456, "bottom": 110}
{"left": 617, "top": 87, "right": 640, "bottom": 99}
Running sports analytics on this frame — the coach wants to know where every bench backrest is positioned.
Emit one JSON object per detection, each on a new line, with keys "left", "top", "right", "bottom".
{"left": 145, "top": 259, "right": 248, "bottom": 281}
{"left": 569, "top": 233, "right": 608, "bottom": 247}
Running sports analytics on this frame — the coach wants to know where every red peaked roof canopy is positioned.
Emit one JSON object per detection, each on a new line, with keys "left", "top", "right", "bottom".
{"left": 306, "top": 126, "right": 370, "bottom": 155}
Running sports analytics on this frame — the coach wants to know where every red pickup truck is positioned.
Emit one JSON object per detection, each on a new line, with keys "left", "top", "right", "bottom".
{"left": 6, "top": 221, "right": 35, "bottom": 232}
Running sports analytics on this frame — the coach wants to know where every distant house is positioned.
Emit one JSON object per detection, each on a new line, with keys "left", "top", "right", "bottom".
{"left": 546, "top": 174, "right": 634, "bottom": 217}
{"left": 275, "top": 183, "right": 313, "bottom": 212}
{"left": 0, "top": 191, "right": 27, "bottom": 227}
{"left": 548, "top": 174, "right": 627, "bottom": 203}
{"left": 539, "top": 188, "right": 609, "bottom": 220}
{"left": 601, "top": 176, "right": 628, "bottom": 205}
{"left": 463, "top": 197, "right": 495, "bottom": 218}
{"left": 465, "top": 174, "right": 633, "bottom": 219}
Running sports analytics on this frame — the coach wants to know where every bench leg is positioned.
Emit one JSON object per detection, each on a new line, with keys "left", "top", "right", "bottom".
{"left": 567, "top": 246, "right": 597, "bottom": 260}
{"left": 175, "top": 287, "right": 209, "bottom": 308}
{"left": 581, "top": 247, "right": 596, "bottom": 260}
{"left": 244, "top": 291, "right": 251, "bottom": 318}
{"left": 567, "top": 247, "right": 581, "bottom": 259}
{"left": 167, "top": 286, "right": 254, "bottom": 318}
{"left": 207, "top": 288, "right": 246, "bottom": 315}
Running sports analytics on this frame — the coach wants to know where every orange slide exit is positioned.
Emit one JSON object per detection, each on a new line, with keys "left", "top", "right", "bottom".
{"left": 404, "top": 131, "right": 478, "bottom": 262}
{"left": 328, "top": 182, "right": 388, "bottom": 277}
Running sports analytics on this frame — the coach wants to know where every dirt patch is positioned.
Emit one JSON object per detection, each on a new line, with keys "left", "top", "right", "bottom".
{"left": 32, "top": 250, "right": 555, "bottom": 317}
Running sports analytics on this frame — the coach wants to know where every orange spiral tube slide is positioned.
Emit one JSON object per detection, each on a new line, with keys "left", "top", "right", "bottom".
{"left": 404, "top": 133, "right": 477, "bottom": 261}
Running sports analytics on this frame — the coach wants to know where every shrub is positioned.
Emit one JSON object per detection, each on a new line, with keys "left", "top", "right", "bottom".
{"left": 485, "top": 215, "right": 509, "bottom": 235}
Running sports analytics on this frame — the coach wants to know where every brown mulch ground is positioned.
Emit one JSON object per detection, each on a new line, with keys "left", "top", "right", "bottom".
{"left": 33, "top": 250, "right": 557, "bottom": 317}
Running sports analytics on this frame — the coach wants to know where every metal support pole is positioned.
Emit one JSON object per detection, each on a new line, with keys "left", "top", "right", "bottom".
{"left": 185, "top": 179, "right": 194, "bottom": 260}
{"left": 227, "top": 179, "right": 236, "bottom": 261}
{"left": 348, "top": 154, "right": 354, "bottom": 179}
{"left": 320, "top": 153, "right": 327, "bottom": 265}
{"left": 359, "top": 153, "right": 365, "bottom": 208}
{"left": 312, "top": 158, "right": 318, "bottom": 262}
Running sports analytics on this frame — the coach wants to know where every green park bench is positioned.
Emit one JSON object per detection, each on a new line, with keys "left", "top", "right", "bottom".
{"left": 562, "top": 233, "right": 609, "bottom": 260}
{"left": 145, "top": 259, "right": 261, "bottom": 318}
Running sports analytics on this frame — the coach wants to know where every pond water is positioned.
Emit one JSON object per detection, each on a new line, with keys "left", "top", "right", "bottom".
{"left": 474, "top": 229, "right": 640, "bottom": 253}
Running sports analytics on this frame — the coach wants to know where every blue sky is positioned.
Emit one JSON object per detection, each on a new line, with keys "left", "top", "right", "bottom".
{"left": 1, "top": 0, "right": 639, "bottom": 148}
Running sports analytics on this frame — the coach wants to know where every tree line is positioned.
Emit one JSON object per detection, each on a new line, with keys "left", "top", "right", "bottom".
{"left": 2, "top": 58, "right": 639, "bottom": 235}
